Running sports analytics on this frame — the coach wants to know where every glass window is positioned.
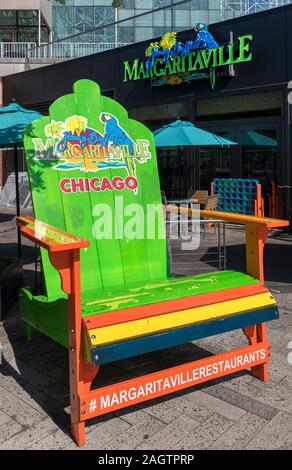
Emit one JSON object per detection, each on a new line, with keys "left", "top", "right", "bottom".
{"left": 94, "top": 26, "right": 115, "bottom": 43}
{"left": 118, "top": 26, "right": 135, "bottom": 43}
{"left": 128, "top": 102, "right": 188, "bottom": 130}
{"left": 242, "top": 128, "right": 278, "bottom": 214}
{"left": 18, "top": 10, "right": 39, "bottom": 26}
{"left": 136, "top": 0, "right": 153, "bottom": 8}
{"left": 191, "top": 10, "right": 209, "bottom": 24}
{"left": 154, "top": 0, "right": 172, "bottom": 7}
{"left": 199, "top": 131, "right": 233, "bottom": 190}
{"left": 134, "top": 10, "right": 153, "bottom": 27}
{"left": 129, "top": 101, "right": 189, "bottom": 199}
{"left": 174, "top": 10, "right": 191, "bottom": 28}
{"left": 94, "top": 7, "right": 114, "bottom": 27}
{"left": 0, "top": 10, "right": 16, "bottom": 27}
{"left": 191, "top": 0, "right": 209, "bottom": 9}
{"left": 75, "top": 7, "right": 94, "bottom": 33}
{"left": 53, "top": 6, "right": 76, "bottom": 38}
{"left": 158, "top": 148, "right": 187, "bottom": 199}
{"left": 122, "top": 0, "right": 135, "bottom": 7}
{"left": 197, "top": 92, "right": 283, "bottom": 121}
{"left": 153, "top": 26, "right": 170, "bottom": 37}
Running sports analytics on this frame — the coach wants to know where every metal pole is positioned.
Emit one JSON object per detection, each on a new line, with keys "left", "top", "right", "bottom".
{"left": 115, "top": 8, "right": 118, "bottom": 48}
{"left": 49, "top": 30, "right": 53, "bottom": 59}
{"left": 13, "top": 144, "right": 21, "bottom": 257}
{"left": 171, "top": 0, "right": 174, "bottom": 30}
{"left": 38, "top": 10, "right": 41, "bottom": 46}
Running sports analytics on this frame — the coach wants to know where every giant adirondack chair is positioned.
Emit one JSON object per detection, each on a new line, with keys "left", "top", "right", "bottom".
{"left": 18, "top": 79, "right": 288, "bottom": 446}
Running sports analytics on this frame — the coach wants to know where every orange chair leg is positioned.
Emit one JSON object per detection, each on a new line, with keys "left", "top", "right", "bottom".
{"left": 57, "top": 249, "right": 100, "bottom": 447}
{"left": 243, "top": 322, "right": 269, "bottom": 382}
{"left": 70, "top": 362, "right": 99, "bottom": 447}
{"left": 71, "top": 421, "right": 86, "bottom": 447}
{"left": 251, "top": 323, "right": 268, "bottom": 382}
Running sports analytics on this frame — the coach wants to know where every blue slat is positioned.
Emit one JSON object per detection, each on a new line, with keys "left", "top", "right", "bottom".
{"left": 90, "top": 306, "right": 279, "bottom": 365}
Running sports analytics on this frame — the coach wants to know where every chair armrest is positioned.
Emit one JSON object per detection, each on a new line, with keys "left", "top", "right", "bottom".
{"left": 17, "top": 216, "right": 90, "bottom": 253}
{"left": 166, "top": 205, "right": 289, "bottom": 229}
{"left": 166, "top": 205, "right": 289, "bottom": 282}
{"left": 199, "top": 209, "right": 289, "bottom": 229}
{"left": 17, "top": 216, "right": 89, "bottom": 297}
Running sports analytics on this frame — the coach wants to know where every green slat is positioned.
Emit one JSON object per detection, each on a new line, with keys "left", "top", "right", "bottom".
{"left": 49, "top": 92, "right": 104, "bottom": 294}
{"left": 24, "top": 116, "right": 67, "bottom": 300}
{"left": 82, "top": 270, "right": 260, "bottom": 316}
{"left": 23, "top": 79, "right": 167, "bottom": 299}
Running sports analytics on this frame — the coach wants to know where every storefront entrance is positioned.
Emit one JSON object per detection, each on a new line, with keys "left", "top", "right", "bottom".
{"left": 128, "top": 91, "right": 284, "bottom": 216}
{"left": 198, "top": 122, "right": 280, "bottom": 217}
{"left": 196, "top": 91, "right": 283, "bottom": 217}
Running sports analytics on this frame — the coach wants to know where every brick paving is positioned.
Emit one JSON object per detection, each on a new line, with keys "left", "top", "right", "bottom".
{"left": 0, "top": 205, "right": 292, "bottom": 450}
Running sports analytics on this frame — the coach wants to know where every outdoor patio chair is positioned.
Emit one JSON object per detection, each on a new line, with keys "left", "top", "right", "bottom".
{"left": 191, "top": 190, "right": 208, "bottom": 208}
{"left": 17, "top": 79, "right": 288, "bottom": 447}
{"left": 205, "top": 194, "right": 219, "bottom": 212}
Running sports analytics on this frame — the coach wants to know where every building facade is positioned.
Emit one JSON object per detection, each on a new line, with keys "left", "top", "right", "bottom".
{"left": 2, "top": 5, "right": 292, "bottom": 222}
{"left": 0, "top": 1, "right": 290, "bottom": 74}
{"left": 51, "top": 0, "right": 289, "bottom": 45}
{"left": 52, "top": 0, "right": 223, "bottom": 44}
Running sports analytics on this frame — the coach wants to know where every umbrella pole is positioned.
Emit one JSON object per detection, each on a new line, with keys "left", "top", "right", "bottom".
{"left": 13, "top": 143, "right": 21, "bottom": 257}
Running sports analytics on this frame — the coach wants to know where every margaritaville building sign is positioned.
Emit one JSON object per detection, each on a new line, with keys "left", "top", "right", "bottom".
{"left": 123, "top": 23, "right": 253, "bottom": 88}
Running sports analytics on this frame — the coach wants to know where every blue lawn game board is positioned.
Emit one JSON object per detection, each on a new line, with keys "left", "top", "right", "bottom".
{"left": 213, "top": 178, "right": 259, "bottom": 215}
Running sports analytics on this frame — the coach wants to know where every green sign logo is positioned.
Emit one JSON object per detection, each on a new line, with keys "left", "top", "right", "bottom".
{"left": 123, "top": 26, "right": 253, "bottom": 88}
{"left": 32, "top": 113, "right": 152, "bottom": 195}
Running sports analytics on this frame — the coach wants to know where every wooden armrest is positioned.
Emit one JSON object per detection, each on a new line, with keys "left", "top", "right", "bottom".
{"left": 199, "top": 210, "right": 289, "bottom": 229}
{"left": 166, "top": 205, "right": 289, "bottom": 282}
{"left": 17, "top": 216, "right": 90, "bottom": 253}
{"left": 166, "top": 205, "right": 289, "bottom": 229}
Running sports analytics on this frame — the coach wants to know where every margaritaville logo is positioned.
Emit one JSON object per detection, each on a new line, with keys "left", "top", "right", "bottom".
{"left": 32, "top": 113, "right": 152, "bottom": 195}
{"left": 123, "top": 23, "right": 253, "bottom": 88}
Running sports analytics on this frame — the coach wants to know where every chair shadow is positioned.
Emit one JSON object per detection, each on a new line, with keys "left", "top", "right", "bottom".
{"left": 0, "top": 213, "right": 15, "bottom": 223}
{"left": 200, "top": 241, "right": 292, "bottom": 285}
{"left": 2, "top": 317, "right": 249, "bottom": 440}
{"left": 0, "top": 242, "right": 34, "bottom": 262}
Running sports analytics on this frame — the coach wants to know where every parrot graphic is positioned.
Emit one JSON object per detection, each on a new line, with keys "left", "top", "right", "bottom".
{"left": 100, "top": 113, "right": 136, "bottom": 178}
{"left": 193, "top": 23, "right": 219, "bottom": 50}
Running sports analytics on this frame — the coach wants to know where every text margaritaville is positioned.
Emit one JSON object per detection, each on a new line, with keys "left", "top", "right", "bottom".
{"left": 123, "top": 34, "right": 253, "bottom": 82}
{"left": 98, "top": 347, "right": 265, "bottom": 411}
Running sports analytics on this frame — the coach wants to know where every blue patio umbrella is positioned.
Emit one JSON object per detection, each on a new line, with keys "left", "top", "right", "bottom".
{"left": 154, "top": 120, "right": 237, "bottom": 147}
{"left": 154, "top": 119, "right": 237, "bottom": 198}
{"left": 242, "top": 130, "right": 277, "bottom": 147}
{"left": 0, "top": 103, "right": 42, "bottom": 256}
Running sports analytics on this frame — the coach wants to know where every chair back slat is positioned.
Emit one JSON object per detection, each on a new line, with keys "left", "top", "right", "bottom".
{"left": 23, "top": 80, "right": 167, "bottom": 300}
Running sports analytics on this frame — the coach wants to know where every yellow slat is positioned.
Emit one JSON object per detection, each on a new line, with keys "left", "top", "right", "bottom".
{"left": 88, "top": 292, "right": 275, "bottom": 346}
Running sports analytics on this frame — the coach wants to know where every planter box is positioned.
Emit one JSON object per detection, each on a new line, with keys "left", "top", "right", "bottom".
{"left": 0, "top": 258, "right": 23, "bottom": 321}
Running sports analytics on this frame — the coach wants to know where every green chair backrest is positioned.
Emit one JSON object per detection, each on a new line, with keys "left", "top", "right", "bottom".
{"left": 23, "top": 80, "right": 167, "bottom": 300}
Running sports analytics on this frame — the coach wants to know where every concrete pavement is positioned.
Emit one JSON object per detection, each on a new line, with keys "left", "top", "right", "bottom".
{"left": 0, "top": 206, "right": 291, "bottom": 450}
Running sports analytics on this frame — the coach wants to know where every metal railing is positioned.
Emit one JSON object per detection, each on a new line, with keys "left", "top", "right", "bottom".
{"left": 31, "top": 42, "right": 130, "bottom": 59}
{"left": 0, "top": 42, "right": 36, "bottom": 59}
{"left": 0, "top": 42, "right": 130, "bottom": 60}
{"left": 166, "top": 219, "right": 227, "bottom": 276}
